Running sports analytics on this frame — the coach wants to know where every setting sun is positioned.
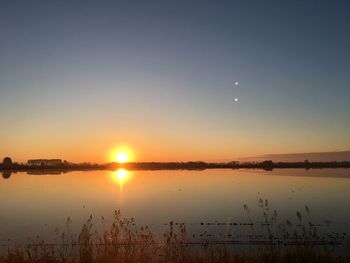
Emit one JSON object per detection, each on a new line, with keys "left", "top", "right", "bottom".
{"left": 116, "top": 152, "right": 128, "bottom": 163}
{"left": 109, "top": 146, "right": 134, "bottom": 163}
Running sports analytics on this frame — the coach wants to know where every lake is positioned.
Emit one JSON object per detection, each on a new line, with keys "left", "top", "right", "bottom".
{"left": 1, "top": 168, "right": 350, "bottom": 250}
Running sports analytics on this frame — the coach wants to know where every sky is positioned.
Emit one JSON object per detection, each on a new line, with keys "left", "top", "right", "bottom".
{"left": 0, "top": 0, "right": 349, "bottom": 163}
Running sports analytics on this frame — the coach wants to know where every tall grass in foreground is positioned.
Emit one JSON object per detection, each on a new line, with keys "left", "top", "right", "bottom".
{"left": 1, "top": 203, "right": 350, "bottom": 263}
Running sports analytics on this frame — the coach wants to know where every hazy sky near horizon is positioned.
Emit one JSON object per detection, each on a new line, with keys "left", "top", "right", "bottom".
{"left": 1, "top": 0, "right": 349, "bottom": 163}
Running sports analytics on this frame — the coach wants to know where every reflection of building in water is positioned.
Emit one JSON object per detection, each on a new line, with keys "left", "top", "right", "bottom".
{"left": 27, "top": 159, "right": 63, "bottom": 166}
{"left": 27, "top": 170, "right": 62, "bottom": 175}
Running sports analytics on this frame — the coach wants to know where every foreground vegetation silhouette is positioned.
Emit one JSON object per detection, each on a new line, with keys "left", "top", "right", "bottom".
{"left": 1, "top": 200, "right": 350, "bottom": 263}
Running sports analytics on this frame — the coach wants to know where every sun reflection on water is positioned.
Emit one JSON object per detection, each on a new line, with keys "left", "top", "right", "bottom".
{"left": 112, "top": 169, "right": 132, "bottom": 189}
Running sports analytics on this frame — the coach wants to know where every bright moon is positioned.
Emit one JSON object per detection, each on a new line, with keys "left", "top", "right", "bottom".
{"left": 116, "top": 152, "right": 128, "bottom": 163}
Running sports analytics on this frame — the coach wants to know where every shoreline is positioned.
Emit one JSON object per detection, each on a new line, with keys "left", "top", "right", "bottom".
{"left": 1, "top": 160, "right": 350, "bottom": 173}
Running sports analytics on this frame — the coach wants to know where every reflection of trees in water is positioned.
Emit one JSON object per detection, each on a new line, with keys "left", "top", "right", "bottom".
{"left": 2, "top": 171, "right": 11, "bottom": 179}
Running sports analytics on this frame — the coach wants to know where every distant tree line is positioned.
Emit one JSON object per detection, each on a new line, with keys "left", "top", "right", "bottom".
{"left": 1, "top": 157, "right": 350, "bottom": 177}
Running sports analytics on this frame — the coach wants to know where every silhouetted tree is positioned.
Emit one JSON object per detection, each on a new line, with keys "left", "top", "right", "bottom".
{"left": 2, "top": 157, "right": 13, "bottom": 166}
{"left": 261, "top": 160, "right": 274, "bottom": 166}
{"left": 261, "top": 160, "right": 274, "bottom": 170}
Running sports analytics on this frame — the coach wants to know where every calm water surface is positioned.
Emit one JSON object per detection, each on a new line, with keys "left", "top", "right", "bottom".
{"left": 1, "top": 168, "right": 350, "bottom": 245}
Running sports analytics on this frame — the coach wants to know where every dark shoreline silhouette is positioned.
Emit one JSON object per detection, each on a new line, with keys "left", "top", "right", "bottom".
{"left": 1, "top": 160, "right": 350, "bottom": 174}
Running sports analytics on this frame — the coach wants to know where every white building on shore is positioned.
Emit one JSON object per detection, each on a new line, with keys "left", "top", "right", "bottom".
{"left": 27, "top": 159, "right": 63, "bottom": 166}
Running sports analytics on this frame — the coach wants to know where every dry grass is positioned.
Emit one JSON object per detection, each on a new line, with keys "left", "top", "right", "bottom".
{"left": 1, "top": 204, "right": 349, "bottom": 263}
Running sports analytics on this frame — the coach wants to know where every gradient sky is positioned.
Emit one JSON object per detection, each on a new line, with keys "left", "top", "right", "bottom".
{"left": 0, "top": 0, "right": 349, "bottom": 163}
